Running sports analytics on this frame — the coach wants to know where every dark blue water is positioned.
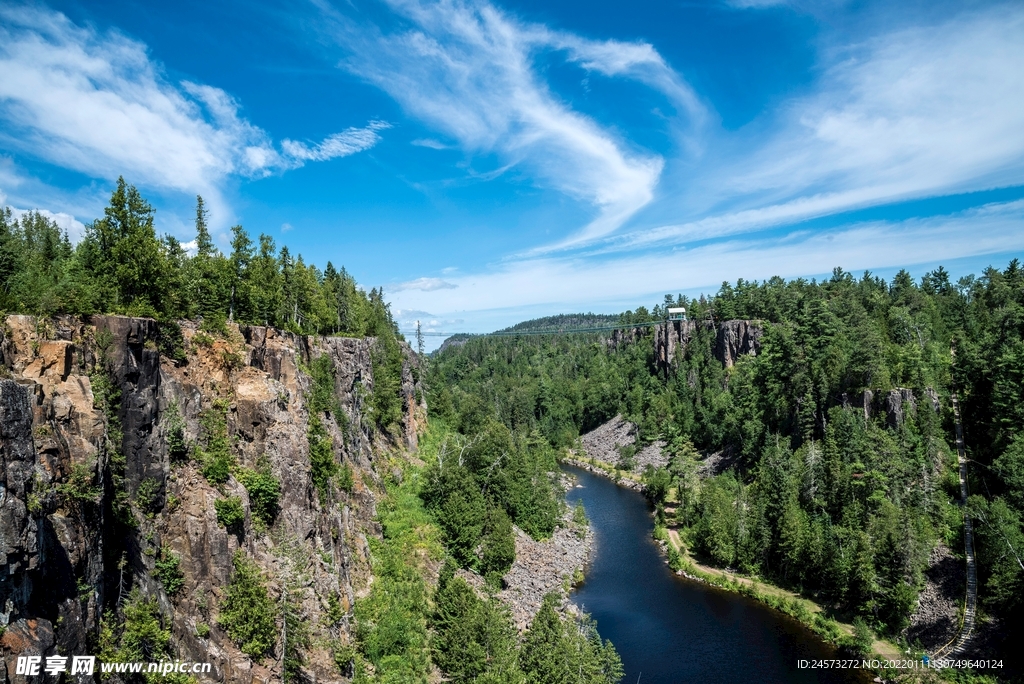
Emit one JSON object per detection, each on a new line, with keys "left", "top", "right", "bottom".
{"left": 565, "top": 466, "right": 871, "bottom": 684}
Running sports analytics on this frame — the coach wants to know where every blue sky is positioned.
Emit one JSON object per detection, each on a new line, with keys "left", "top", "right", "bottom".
{"left": 1, "top": 0, "right": 1023, "bottom": 347}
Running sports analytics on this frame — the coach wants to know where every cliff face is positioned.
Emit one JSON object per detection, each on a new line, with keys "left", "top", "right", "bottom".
{"left": 0, "top": 315, "right": 424, "bottom": 683}
{"left": 611, "top": 319, "right": 763, "bottom": 374}
{"left": 843, "top": 387, "right": 940, "bottom": 429}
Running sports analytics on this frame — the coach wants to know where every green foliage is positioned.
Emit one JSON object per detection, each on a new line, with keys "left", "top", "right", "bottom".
{"left": 969, "top": 495, "right": 1024, "bottom": 621}
{"left": 157, "top": 320, "right": 187, "bottom": 363}
{"left": 197, "top": 400, "right": 234, "bottom": 485}
{"left": 337, "top": 462, "right": 355, "bottom": 493}
{"left": 481, "top": 506, "right": 516, "bottom": 578}
{"left": 237, "top": 467, "right": 281, "bottom": 528}
{"left": 100, "top": 589, "right": 195, "bottom": 683}
{"left": 164, "top": 400, "right": 189, "bottom": 463}
{"left": 219, "top": 551, "right": 276, "bottom": 658}
{"left": 307, "top": 354, "right": 342, "bottom": 416}
{"left": 195, "top": 622, "right": 210, "bottom": 639}
{"left": 851, "top": 618, "right": 874, "bottom": 656}
{"left": 0, "top": 185, "right": 405, "bottom": 356}
{"left": 428, "top": 261, "right": 1024, "bottom": 641}
{"left": 420, "top": 422, "right": 560, "bottom": 574}
{"left": 135, "top": 477, "right": 161, "bottom": 513}
{"left": 520, "top": 593, "right": 623, "bottom": 684}
{"left": 90, "top": 363, "right": 133, "bottom": 526}
{"left": 642, "top": 466, "right": 672, "bottom": 505}
{"left": 304, "top": 354, "right": 356, "bottom": 503}
{"left": 431, "top": 567, "right": 523, "bottom": 683}
{"left": 573, "top": 501, "right": 588, "bottom": 528}
{"left": 192, "top": 331, "right": 214, "bottom": 348}
{"left": 154, "top": 547, "right": 185, "bottom": 596}
{"left": 215, "top": 496, "right": 245, "bottom": 531}
{"left": 56, "top": 462, "right": 101, "bottom": 504}
{"left": 353, "top": 465, "right": 438, "bottom": 682}
{"left": 308, "top": 414, "right": 337, "bottom": 502}
{"left": 371, "top": 333, "right": 405, "bottom": 432}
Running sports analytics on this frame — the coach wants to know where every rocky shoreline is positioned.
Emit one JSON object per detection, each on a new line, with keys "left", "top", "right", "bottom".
{"left": 562, "top": 457, "right": 646, "bottom": 492}
{"left": 577, "top": 414, "right": 667, "bottom": 476}
{"left": 458, "top": 476, "right": 594, "bottom": 630}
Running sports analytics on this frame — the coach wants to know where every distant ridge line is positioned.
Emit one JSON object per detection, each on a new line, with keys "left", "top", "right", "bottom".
{"left": 401, "top": 319, "right": 666, "bottom": 338}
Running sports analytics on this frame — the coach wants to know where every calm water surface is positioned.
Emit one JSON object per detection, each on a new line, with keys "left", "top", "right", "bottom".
{"left": 564, "top": 466, "right": 873, "bottom": 684}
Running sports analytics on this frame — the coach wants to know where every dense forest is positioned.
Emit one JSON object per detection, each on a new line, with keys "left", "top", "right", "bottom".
{"left": 428, "top": 262, "right": 1024, "bottom": 658}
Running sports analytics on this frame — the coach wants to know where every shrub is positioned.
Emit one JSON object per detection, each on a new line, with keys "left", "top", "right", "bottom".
{"left": 220, "top": 552, "right": 276, "bottom": 658}
{"left": 154, "top": 548, "right": 185, "bottom": 596}
{"left": 238, "top": 468, "right": 281, "bottom": 528}
{"left": 192, "top": 331, "right": 214, "bottom": 348}
{"left": 135, "top": 477, "right": 161, "bottom": 513}
{"left": 99, "top": 590, "right": 194, "bottom": 683}
{"left": 197, "top": 401, "right": 234, "bottom": 486}
{"left": 851, "top": 617, "right": 874, "bottom": 655}
{"left": 309, "top": 415, "right": 337, "bottom": 501}
{"left": 215, "top": 496, "right": 245, "bottom": 531}
{"left": 157, "top": 320, "right": 187, "bottom": 363}
{"left": 165, "top": 401, "right": 189, "bottom": 463}
{"left": 337, "top": 462, "right": 354, "bottom": 494}
{"left": 56, "top": 463, "right": 101, "bottom": 503}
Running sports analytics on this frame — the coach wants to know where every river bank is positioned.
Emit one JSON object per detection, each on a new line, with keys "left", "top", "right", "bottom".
{"left": 458, "top": 473, "right": 594, "bottom": 630}
{"left": 561, "top": 456, "right": 906, "bottom": 663}
{"left": 564, "top": 465, "right": 880, "bottom": 684}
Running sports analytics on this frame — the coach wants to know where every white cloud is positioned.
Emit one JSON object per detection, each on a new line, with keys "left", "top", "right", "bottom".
{"left": 391, "top": 277, "right": 459, "bottom": 292}
{"left": 0, "top": 5, "right": 387, "bottom": 225}
{"left": 392, "top": 308, "right": 464, "bottom": 330}
{"left": 5, "top": 206, "right": 87, "bottom": 242}
{"left": 700, "top": 6, "right": 1024, "bottom": 226}
{"left": 327, "top": 0, "right": 701, "bottom": 249}
{"left": 387, "top": 200, "right": 1024, "bottom": 315}
{"left": 282, "top": 121, "right": 391, "bottom": 161}
{"left": 411, "top": 138, "right": 450, "bottom": 150}
{"left": 281, "top": 222, "right": 294, "bottom": 233}
{"left": 553, "top": 4, "right": 1024, "bottom": 257}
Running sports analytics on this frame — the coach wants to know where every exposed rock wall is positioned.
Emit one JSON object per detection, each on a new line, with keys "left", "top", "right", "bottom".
{"left": 0, "top": 315, "right": 425, "bottom": 684}
{"left": 843, "top": 387, "right": 937, "bottom": 428}
{"left": 715, "top": 320, "right": 763, "bottom": 368}
{"left": 610, "top": 319, "right": 763, "bottom": 374}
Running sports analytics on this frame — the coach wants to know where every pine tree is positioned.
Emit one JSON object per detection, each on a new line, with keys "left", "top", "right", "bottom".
{"left": 228, "top": 225, "right": 254, "bottom": 323}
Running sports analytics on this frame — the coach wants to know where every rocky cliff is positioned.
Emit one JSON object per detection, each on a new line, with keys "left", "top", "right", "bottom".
{"left": 609, "top": 319, "right": 763, "bottom": 374}
{"left": 0, "top": 315, "right": 424, "bottom": 683}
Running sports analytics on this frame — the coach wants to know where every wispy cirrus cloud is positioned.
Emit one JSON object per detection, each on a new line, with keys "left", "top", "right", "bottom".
{"left": 0, "top": 5, "right": 388, "bottom": 224}
{"left": 282, "top": 121, "right": 391, "bottom": 161}
{"left": 562, "top": 4, "right": 1024, "bottom": 256}
{"left": 321, "top": 0, "right": 704, "bottom": 251}
{"left": 388, "top": 199, "right": 1024, "bottom": 317}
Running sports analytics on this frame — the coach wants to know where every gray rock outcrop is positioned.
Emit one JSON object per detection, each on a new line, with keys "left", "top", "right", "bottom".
{"left": 611, "top": 319, "right": 763, "bottom": 375}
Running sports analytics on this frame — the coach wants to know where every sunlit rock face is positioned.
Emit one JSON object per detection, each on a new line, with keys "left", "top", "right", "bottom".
{"left": 0, "top": 314, "right": 424, "bottom": 684}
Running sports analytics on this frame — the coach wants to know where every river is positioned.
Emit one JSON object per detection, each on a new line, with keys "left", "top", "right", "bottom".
{"left": 564, "top": 465, "right": 873, "bottom": 684}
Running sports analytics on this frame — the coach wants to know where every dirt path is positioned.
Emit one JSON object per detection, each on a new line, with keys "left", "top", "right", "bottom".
{"left": 931, "top": 364, "right": 977, "bottom": 659}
